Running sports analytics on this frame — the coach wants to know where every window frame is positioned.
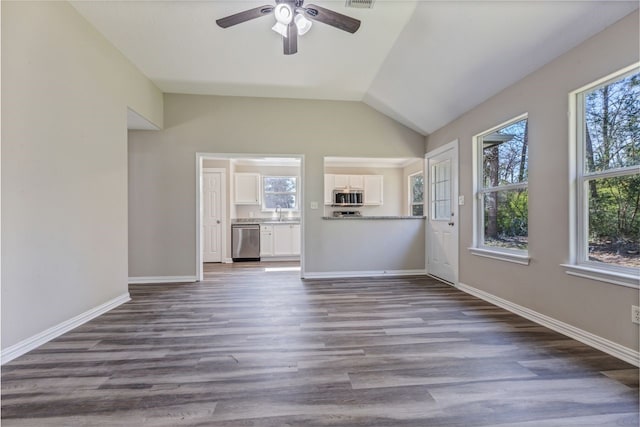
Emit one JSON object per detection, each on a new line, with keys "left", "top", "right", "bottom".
{"left": 261, "top": 175, "right": 299, "bottom": 212}
{"left": 408, "top": 171, "right": 424, "bottom": 216}
{"left": 470, "top": 113, "right": 531, "bottom": 265}
{"left": 564, "top": 64, "right": 640, "bottom": 289}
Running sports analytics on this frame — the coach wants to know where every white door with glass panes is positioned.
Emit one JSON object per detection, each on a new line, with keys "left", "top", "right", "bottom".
{"left": 426, "top": 141, "right": 458, "bottom": 284}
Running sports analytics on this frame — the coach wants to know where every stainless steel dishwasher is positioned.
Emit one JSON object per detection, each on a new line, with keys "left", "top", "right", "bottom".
{"left": 231, "top": 224, "right": 260, "bottom": 261}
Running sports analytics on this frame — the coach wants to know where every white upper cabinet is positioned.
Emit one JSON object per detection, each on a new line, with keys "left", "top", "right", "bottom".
{"left": 234, "top": 173, "right": 260, "bottom": 205}
{"left": 363, "top": 175, "right": 384, "bottom": 205}
{"left": 325, "top": 174, "right": 383, "bottom": 205}
{"left": 332, "top": 174, "right": 364, "bottom": 189}
{"left": 324, "top": 174, "right": 334, "bottom": 205}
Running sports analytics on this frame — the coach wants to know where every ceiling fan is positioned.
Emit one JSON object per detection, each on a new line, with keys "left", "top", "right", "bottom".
{"left": 216, "top": 0, "right": 361, "bottom": 55}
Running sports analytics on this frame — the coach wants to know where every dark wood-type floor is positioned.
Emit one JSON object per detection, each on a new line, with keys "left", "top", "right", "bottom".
{"left": 2, "top": 262, "right": 638, "bottom": 426}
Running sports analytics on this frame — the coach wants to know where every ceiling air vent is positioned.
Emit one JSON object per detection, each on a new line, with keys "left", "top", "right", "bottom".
{"left": 345, "top": 0, "right": 375, "bottom": 9}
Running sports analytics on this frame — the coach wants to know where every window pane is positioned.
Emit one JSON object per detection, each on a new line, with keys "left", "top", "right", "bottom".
{"left": 483, "top": 188, "right": 528, "bottom": 250}
{"left": 587, "top": 175, "right": 640, "bottom": 268}
{"left": 584, "top": 72, "right": 640, "bottom": 173}
{"left": 264, "top": 177, "right": 296, "bottom": 192}
{"left": 482, "top": 118, "right": 528, "bottom": 187}
{"left": 411, "top": 174, "right": 424, "bottom": 204}
{"left": 412, "top": 204, "right": 424, "bottom": 216}
{"left": 264, "top": 193, "right": 296, "bottom": 209}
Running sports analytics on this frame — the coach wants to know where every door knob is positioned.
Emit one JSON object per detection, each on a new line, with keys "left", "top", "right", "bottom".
{"left": 216, "top": 220, "right": 221, "bottom": 224}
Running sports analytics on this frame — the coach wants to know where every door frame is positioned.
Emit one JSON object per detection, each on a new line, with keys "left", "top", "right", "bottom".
{"left": 425, "top": 139, "right": 459, "bottom": 285}
{"left": 195, "top": 152, "right": 305, "bottom": 282}
{"left": 202, "top": 167, "right": 226, "bottom": 264}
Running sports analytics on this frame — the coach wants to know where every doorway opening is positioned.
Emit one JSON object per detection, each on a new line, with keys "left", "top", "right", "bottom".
{"left": 195, "top": 153, "right": 304, "bottom": 281}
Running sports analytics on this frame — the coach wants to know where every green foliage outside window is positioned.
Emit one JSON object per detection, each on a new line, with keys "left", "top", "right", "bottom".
{"left": 583, "top": 71, "right": 639, "bottom": 268}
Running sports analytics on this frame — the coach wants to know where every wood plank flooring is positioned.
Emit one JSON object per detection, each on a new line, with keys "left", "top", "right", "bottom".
{"left": 2, "top": 262, "right": 638, "bottom": 426}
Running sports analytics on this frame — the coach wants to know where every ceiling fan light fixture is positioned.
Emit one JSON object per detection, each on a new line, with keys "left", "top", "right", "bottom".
{"left": 271, "top": 21, "right": 289, "bottom": 37}
{"left": 274, "top": 4, "right": 293, "bottom": 24}
{"left": 294, "top": 13, "right": 312, "bottom": 36}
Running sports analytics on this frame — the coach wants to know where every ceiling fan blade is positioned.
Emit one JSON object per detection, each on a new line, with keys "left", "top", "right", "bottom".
{"left": 216, "top": 5, "right": 274, "bottom": 28}
{"left": 283, "top": 22, "right": 298, "bottom": 55}
{"left": 303, "top": 4, "right": 361, "bottom": 34}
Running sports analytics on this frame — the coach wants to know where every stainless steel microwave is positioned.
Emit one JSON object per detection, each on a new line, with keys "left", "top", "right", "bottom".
{"left": 332, "top": 189, "right": 363, "bottom": 207}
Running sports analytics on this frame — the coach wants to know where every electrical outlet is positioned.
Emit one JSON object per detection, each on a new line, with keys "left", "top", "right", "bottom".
{"left": 632, "top": 305, "right": 640, "bottom": 324}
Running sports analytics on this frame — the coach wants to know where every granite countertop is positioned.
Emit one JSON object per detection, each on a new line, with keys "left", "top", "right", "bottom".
{"left": 322, "top": 216, "right": 426, "bottom": 220}
{"left": 232, "top": 218, "right": 300, "bottom": 224}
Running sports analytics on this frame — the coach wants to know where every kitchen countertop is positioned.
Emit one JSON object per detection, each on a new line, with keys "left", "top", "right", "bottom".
{"left": 322, "top": 216, "right": 426, "bottom": 220}
{"left": 232, "top": 218, "right": 300, "bottom": 224}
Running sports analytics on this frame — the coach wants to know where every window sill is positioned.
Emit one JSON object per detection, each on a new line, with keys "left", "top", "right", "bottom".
{"left": 561, "top": 264, "right": 639, "bottom": 289}
{"left": 469, "top": 247, "right": 530, "bottom": 265}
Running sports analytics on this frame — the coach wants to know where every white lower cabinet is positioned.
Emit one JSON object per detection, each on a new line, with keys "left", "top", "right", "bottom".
{"left": 273, "top": 224, "right": 300, "bottom": 256}
{"left": 260, "top": 225, "right": 273, "bottom": 256}
{"left": 261, "top": 223, "right": 300, "bottom": 257}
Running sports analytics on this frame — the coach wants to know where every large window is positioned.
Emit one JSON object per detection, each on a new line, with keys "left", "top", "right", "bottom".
{"left": 473, "top": 114, "right": 529, "bottom": 259}
{"left": 409, "top": 172, "right": 424, "bottom": 216}
{"left": 262, "top": 176, "right": 298, "bottom": 210}
{"left": 570, "top": 66, "right": 639, "bottom": 284}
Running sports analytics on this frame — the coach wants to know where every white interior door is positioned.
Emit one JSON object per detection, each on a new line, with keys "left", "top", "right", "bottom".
{"left": 203, "top": 171, "right": 223, "bottom": 262}
{"left": 426, "top": 141, "right": 458, "bottom": 284}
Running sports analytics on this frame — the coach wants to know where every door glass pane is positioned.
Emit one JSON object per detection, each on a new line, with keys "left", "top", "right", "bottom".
{"left": 587, "top": 175, "right": 639, "bottom": 268}
{"left": 482, "top": 188, "right": 528, "bottom": 250}
{"left": 431, "top": 160, "right": 451, "bottom": 220}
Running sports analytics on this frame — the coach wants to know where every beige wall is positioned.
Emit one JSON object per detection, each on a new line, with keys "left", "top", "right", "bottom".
{"left": 128, "top": 94, "right": 425, "bottom": 277}
{"left": 426, "top": 11, "right": 639, "bottom": 350}
{"left": 1, "top": 1, "right": 163, "bottom": 349}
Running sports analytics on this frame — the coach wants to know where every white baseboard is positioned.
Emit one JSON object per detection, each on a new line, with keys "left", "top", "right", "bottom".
{"left": 457, "top": 282, "right": 639, "bottom": 367}
{"left": 223, "top": 258, "right": 233, "bottom": 264}
{"left": 303, "top": 269, "right": 427, "bottom": 279}
{"left": 128, "top": 276, "right": 197, "bottom": 284}
{"left": 1, "top": 293, "right": 131, "bottom": 365}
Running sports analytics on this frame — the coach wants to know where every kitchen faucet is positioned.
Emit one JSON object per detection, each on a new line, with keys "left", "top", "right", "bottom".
{"left": 276, "top": 206, "right": 284, "bottom": 221}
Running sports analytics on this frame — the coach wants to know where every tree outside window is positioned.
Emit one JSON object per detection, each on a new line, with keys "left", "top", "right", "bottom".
{"left": 410, "top": 173, "right": 424, "bottom": 216}
{"left": 262, "top": 176, "right": 297, "bottom": 210}
{"left": 476, "top": 115, "right": 529, "bottom": 252}
{"left": 578, "top": 69, "right": 639, "bottom": 269}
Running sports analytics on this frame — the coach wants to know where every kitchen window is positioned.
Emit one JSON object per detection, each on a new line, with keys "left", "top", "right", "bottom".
{"left": 409, "top": 172, "right": 424, "bottom": 216}
{"left": 262, "top": 176, "right": 298, "bottom": 211}
{"left": 471, "top": 114, "right": 529, "bottom": 264}
{"left": 564, "top": 65, "right": 639, "bottom": 288}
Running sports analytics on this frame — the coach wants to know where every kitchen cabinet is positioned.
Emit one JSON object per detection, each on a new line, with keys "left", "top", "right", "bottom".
{"left": 324, "top": 174, "right": 334, "bottom": 205}
{"left": 273, "top": 223, "right": 301, "bottom": 256}
{"left": 364, "top": 175, "right": 384, "bottom": 205}
{"left": 260, "top": 225, "right": 273, "bottom": 256}
{"left": 333, "top": 174, "right": 364, "bottom": 189}
{"left": 325, "top": 174, "right": 365, "bottom": 205}
{"left": 234, "top": 173, "right": 260, "bottom": 205}
{"left": 260, "top": 223, "right": 300, "bottom": 257}
{"left": 324, "top": 174, "right": 383, "bottom": 205}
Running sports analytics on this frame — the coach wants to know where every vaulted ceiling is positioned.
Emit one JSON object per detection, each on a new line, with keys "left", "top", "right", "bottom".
{"left": 71, "top": 1, "right": 638, "bottom": 135}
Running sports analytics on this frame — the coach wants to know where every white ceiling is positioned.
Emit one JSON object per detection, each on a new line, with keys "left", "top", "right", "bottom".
{"left": 72, "top": 1, "right": 638, "bottom": 135}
